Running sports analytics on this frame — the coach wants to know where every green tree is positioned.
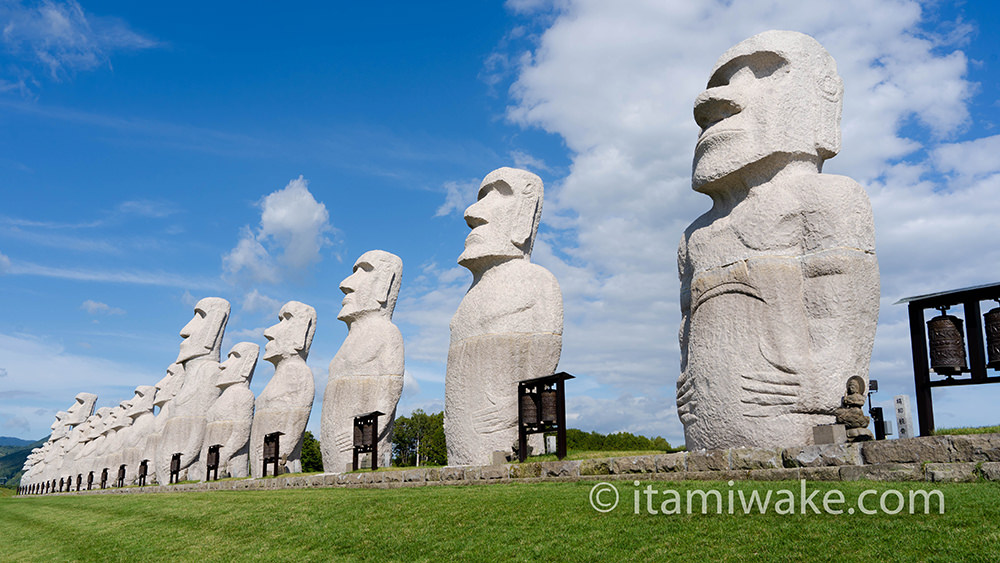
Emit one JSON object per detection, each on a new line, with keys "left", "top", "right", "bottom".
{"left": 300, "top": 431, "right": 323, "bottom": 472}
{"left": 392, "top": 410, "right": 446, "bottom": 467}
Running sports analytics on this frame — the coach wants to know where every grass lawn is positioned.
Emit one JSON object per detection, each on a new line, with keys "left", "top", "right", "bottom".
{"left": 2, "top": 480, "right": 998, "bottom": 562}
{"left": 935, "top": 425, "right": 1000, "bottom": 435}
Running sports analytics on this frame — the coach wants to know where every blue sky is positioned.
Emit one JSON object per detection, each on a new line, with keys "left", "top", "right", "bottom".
{"left": 2, "top": 0, "right": 999, "bottom": 446}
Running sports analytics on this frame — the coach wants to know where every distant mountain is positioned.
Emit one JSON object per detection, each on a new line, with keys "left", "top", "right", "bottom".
{"left": 0, "top": 437, "right": 48, "bottom": 488}
{"left": 0, "top": 436, "right": 37, "bottom": 447}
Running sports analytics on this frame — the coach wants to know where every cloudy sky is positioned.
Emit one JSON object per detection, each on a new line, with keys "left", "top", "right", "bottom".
{"left": 2, "top": 0, "right": 998, "bottom": 446}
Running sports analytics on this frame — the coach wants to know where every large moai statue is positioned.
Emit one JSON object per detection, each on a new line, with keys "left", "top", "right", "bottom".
{"left": 201, "top": 342, "right": 258, "bottom": 479}
{"left": 151, "top": 363, "right": 184, "bottom": 483}
{"left": 676, "top": 30, "right": 879, "bottom": 450}
{"left": 250, "top": 301, "right": 317, "bottom": 476}
{"left": 445, "top": 167, "right": 563, "bottom": 466}
{"left": 64, "top": 393, "right": 98, "bottom": 426}
{"left": 321, "top": 250, "right": 404, "bottom": 473}
{"left": 158, "top": 297, "right": 230, "bottom": 480}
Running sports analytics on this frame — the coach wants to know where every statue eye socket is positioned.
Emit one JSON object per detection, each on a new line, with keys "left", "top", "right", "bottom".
{"left": 706, "top": 52, "right": 787, "bottom": 88}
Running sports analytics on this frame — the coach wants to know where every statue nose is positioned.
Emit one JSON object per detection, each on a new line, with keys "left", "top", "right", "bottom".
{"left": 693, "top": 89, "right": 743, "bottom": 131}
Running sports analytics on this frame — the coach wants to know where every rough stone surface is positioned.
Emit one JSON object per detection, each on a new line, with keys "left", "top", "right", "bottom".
{"left": 782, "top": 444, "right": 862, "bottom": 467}
{"left": 979, "top": 462, "right": 1000, "bottom": 481}
{"left": 813, "top": 424, "right": 847, "bottom": 445}
{"left": 677, "top": 30, "right": 879, "bottom": 450}
{"left": 579, "top": 459, "right": 612, "bottom": 476}
{"left": 540, "top": 460, "right": 580, "bottom": 478}
{"left": 611, "top": 455, "right": 657, "bottom": 474}
{"left": 731, "top": 447, "right": 782, "bottom": 470}
{"left": 654, "top": 452, "right": 687, "bottom": 473}
{"left": 321, "top": 251, "right": 404, "bottom": 474}
{"left": 444, "top": 168, "right": 563, "bottom": 467}
{"left": 687, "top": 449, "right": 728, "bottom": 472}
{"left": 250, "top": 301, "right": 316, "bottom": 477}
{"left": 747, "top": 468, "right": 800, "bottom": 481}
{"left": 925, "top": 462, "right": 978, "bottom": 483}
{"left": 510, "top": 463, "right": 542, "bottom": 479}
{"left": 839, "top": 463, "right": 922, "bottom": 481}
{"left": 861, "top": 436, "right": 954, "bottom": 464}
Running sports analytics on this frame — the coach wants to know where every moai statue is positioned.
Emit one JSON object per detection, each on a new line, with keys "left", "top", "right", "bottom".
{"left": 444, "top": 167, "right": 563, "bottom": 466}
{"left": 201, "top": 342, "right": 258, "bottom": 479}
{"left": 94, "top": 404, "right": 132, "bottom": 479}
{"left": 676, "top": 30, "right": 880, "bottom": 449}
{"left": 158, "top": 298, "right": 230, "bottom": 481}
{"left": 150, "top": 363, "right": 184, "bottom": 483}
{"left": 250, "top": 301, "right": 317, "bottom": 476}
{"left": 121, "top": 386, "right": 157, "bottom": 478}
{"left": 75, "top": 407, "right": 113, "bottom": 478}
{"left": 65, "top": 393, "right": 98, "bottom": 426}
{"left": 321, "top": 250, "right": 404, "bottom": 473}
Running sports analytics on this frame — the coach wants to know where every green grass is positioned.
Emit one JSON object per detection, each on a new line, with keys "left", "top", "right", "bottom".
{"left": 3, "top": 480, "right": 998, "bottom": 562}
{"left": 523, "top": 449, "right": 667, "bottom": 462}
{"left": 934, "top": 425, "right": 1000, "bottom": 435}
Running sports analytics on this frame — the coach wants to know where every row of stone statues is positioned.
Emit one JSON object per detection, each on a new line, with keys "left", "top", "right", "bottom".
{"left": 22, "top": 30, "right": 883, "bottom": 490}
{"left": 21, "top": 163, "right": 564, "bottom": 487}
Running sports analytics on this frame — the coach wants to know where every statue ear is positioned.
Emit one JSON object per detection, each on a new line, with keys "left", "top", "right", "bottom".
{"left": 295, "top": 317, "right": 313, "bottom": 353}
{"left": 511, "top": 197, "right": 539, "bottom": 250}
{"left": 198, "top": 309, "right": 227, "bottom": 352}
{"left": 374, "top": 270, "right": 395, "bottom": 307}
{"left": 815, "top": 73, "right": 843, "bottom": 159}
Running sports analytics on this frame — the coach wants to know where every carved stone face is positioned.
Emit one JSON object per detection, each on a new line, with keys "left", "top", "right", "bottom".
{"left": 338, "top": 251, "right": 402, "bottom": 322}
{"left": 263, "top": 301, "right": 316, "bottom": 363}
{"left": 125, "top": 386, "right": 157, "bottom": 419}
{"left": 64, "top": 392, "right": 97, "bottom": 426}
{"left": 176, "top": 297, "right": 230, "bottom": 363}
{"left": 217, "top": 342, "right": 259, "bottom": 388}
{"left": 153, "top": 363, "right": 184, "bottom": 408}
{"left": 458, "top": 168, "right": 542, "bottom": 271}
{"left": 692, "top": 30, "right": 842, "bottom": 193}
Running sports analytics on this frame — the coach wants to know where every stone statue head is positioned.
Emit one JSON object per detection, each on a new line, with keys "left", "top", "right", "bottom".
{"left": 50, "top": 411, "right": 68, "bottom": 431}
{"left": 846, "top": 375, "right": 866, "bottom": 396}
{"left": 153, "top": 363, "right": 184, "bottom": 408}
{"left": 108, "top": 404, "right": 132, "bottom": 432}
{"left": 458, "top": 167, "right": 544, "bottom": 271}
{"left": 692, "top": 30, "right": 843, "bottom": 193}
{"left": 125, "top": 386, "right": 157, "bottom": 419}
{"left": 263, "top": 301, "right": 316, "bottom": 363}
{"left": 217, "top": 342, "right": 259, "bottom": 388}
{"left": 86, "top": 407, "right": 112, "bottom": 440}
{"left": 176, "top": 297, "right": 231, "bottom": 364}
{"left": 65, "top": 392, "right": 98, "bottom": 426}
{"left": 338, "top": 250, "right": 403, "bottom": 323}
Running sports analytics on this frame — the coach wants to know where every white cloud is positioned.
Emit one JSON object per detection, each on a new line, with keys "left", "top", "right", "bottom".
{"left": 116, "top": 199, "right": 179, "bottom": 218}
{"left": 402, "top": 369, "right": 421, "bottom": 398}
{"left": 509, "top": 150, "right": 551, "bottom": 173}
{"left": 7, "top": 260, "right": 220, "bottom": 289}
{"left": 80, "top": 299, "right": 125, "bottom": 315}
{"left": 393, "top": 262, "right": 469, "bottom": 363}
{"left": 460, "top": 0, "right": 995, "bottom": 443}
{"left": 241, "top": 289, "right": 281, "bottom": 316}
{"left": 0, "top": 332, "right": 158, "bottom": 438}
{"left": 223, "top": 176, "right": 334, "bottom": 285}
{"left": 0, "top": 251, "right": 9, "bottom": 274}
{"left": 0, "top": 0, "right": 157, "bottom": 84}
{"left": 435, "top": 179, "right": 479, "bottom": 217}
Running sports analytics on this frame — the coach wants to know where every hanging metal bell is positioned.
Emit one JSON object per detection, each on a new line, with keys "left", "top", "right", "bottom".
{"left": 362, "top": 422, "right": 374, "bottom": 446}
{"left": 985, "top": 304, "right": 1000, "bottom": 369}
{"left": 540, "top": 388, "right": 558, "bottom": 423}
{"left": 927, "top": 310, "right": 968, "bottom": 375}
{"left": 520, "top": 393, "right": 539, "bottom": 425}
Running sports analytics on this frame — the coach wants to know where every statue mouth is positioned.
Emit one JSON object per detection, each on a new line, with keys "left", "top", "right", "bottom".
{"left": 697, "top": 127, "right": 741, "bottom": 147}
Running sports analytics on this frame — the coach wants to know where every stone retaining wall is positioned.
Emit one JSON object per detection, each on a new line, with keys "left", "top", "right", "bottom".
{"left": 25, "top": 434, "right": 1000, "bottom": 496}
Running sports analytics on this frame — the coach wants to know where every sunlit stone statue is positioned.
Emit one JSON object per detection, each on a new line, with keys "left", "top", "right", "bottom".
{"left": 445, "top": 167, "right": 563, "bottom": 466}
{"left": 158, "top": 298, "right": 230, "bottom": 480}
{"left": 65, "top": 392, "right": 98, "bottom": 426}
{"left": 676, "top": 30, "right": 879, "bottom": 449}
{"left": 200, "top": 342, "right": 258, "bottom": 479}
{"left": 250, "top": 301, "right": 317, "bottom": 476}
{"left": 121, "top": 385, "right": 157, "bottom": 479}
{"left": 321, "top": 250, "right": 404, "bottom": 473}
{"left": 151, "top": 363, "right": 185, "bottom": 484}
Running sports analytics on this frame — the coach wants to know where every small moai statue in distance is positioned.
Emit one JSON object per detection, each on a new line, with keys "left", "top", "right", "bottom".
{"left": 201, "top": 342, "right": 258, "bottom": 479}
{"left": 321, "top": 250, "right": 404, "bottom": 473}
{"left": 250, "top": 301, "right": 317, "bottom": 476}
